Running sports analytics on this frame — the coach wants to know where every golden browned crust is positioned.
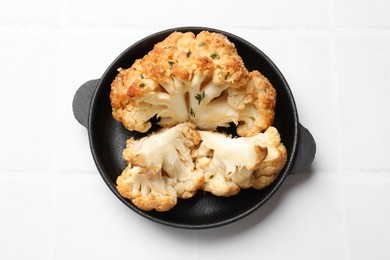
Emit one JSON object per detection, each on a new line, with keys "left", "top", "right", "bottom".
{"left": 236, "top": 70, "right": 277, "bottom": 137}
{"left": 110, "top": 31, "right": 251, "bottom": 132}
{"left": 252, "top": 128, "right": 288, "bottom": 189}
{"left": 252, "top": 144, "right": 287, "bottom": 189}
{"left": 116, "top": 165, "right": 177, "bottom": 212}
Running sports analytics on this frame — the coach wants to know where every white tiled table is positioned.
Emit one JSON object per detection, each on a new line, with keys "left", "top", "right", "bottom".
{"left": 1, "top": 1, "right": 390, "bottom": 259}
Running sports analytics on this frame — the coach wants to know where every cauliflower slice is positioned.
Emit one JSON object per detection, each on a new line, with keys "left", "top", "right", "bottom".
{"left": 195, "top": 131, "right": 267, "bottom": 197}
{"left": 116, "top": 122, "right": 203, "bottom": 211}
{"left": 116, "top": 124, "right": 287, "bottom": 210}
{"left": 110, "top": 31, "right": 276, "bottom": 136}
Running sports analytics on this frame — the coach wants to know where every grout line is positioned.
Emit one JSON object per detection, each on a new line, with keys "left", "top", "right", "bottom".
{"left": 47, "top": 174, "right": 59, "bottom": 260}
{"left": 337, "top": 174, "right": 351, "bottom": 260}
{"left": 47, "top": 0, "right": 68, "bottom": 255}
{"left": 60, "top": 0, "right": 69, "bottom": 29}
{"left": 0, "top": 23, "right": 389, "bottom": 33}
{"left": 327, "top": 1, "right": 343, "bottom": 173}
{"left": 327, "top": 1, "right": 350, "bottom": 259}
{"left": 51, "top": 35, "right": 63, "bottom": 172}
{"left": 52, "top": 18, "right": 66, "bottom": 173}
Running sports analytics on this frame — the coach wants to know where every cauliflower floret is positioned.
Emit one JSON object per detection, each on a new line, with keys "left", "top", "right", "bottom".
{"left": 195, "top": 131, "right": 267, "bottom": 197}
{"left": 110, "top": 31, "right": 276, "bottom": 136}
{"left": 110, "top": 59, "right": 188, "bottom": 132}
{"left": 116, "top": 165, "right": 177, "bottom": 212}
{"left": 251, "top": 127, "right": 288, "bottom": 189}
{"left": 234, "top": 71, "right": 276, "bottom": 137}
{"left": 116, "top": 122, "right": 204, "bottom": 211}
{"left": 194, "top": 126, "right": 287, "bottom": 196}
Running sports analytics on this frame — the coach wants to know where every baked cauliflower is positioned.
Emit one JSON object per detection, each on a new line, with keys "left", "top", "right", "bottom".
{"left": 113, "top": 31, "right": 287, "bottom": 211}
{"left": 194, "top": 126, "right": 287, "bottom": 196}
{"left": 116, "top": 122, "right": 204, "bottom": 211}
{"left": 110, "top": 31, "right": 276, "bottom": 136}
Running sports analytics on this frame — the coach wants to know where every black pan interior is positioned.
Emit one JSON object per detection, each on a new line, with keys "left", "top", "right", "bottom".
{"left": 89, "top": 27, "right": 298, "bottom": 229}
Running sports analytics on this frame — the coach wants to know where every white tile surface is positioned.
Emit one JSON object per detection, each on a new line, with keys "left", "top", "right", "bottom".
{"left": 1, "top": 0, "right": 390, "bottom": 259}
{"left": 0, "top": 173, "right": 52, "bottom": 260}
{"left": 0, "top": 0, "right": 62, "bottom": 26}
{"left": 197, "top": 172, "right": 346, "bottom": 260}
{"left": 52, "top": 173, "right": 195, "bottom": 260}
{"left": 0, "top": 29, "right": 59, "bottom": 172}
{"left": 336, "top": 31, "right": 390, "bottom": 171}
{"left": 67, "top": 0, "right": 200, "bottom": 28}
{"left": 335, "top": 0, "right": 390, "bottom": 27}
{"left": 342, "top": 172, "right": 390, "bottom": 260}
{"left": 199, "top": 0, "right": 329, "bottom": 28}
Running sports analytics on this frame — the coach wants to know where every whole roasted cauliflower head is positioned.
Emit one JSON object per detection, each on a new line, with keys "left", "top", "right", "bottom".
{"left": 110, "top": 31, "right": 276, "bottom": 136}
{"left": 116, "top": 122, "right": 204, "bottom": 211}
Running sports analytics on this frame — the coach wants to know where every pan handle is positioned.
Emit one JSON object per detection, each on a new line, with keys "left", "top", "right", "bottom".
{"left": 290, "top": 123, "right": 316, "bottom": 174}
{"left": 72, "top": 79, "right": 100, "bottom": 128}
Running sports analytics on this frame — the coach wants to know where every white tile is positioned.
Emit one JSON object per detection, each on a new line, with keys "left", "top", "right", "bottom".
{"left": 67, "top": 0, "right": 200, "bottom": 28}
{"left": 335, "top": 0, "right": 390, "bottom": 27}
{"left": 0, "top": 173, "right": 52, "bottom": 259}
{"left": 56, "top": 28, "right": 155, "bottom": 173}
{"left": 52, "top": 172, "right": 345, "bottom": 260}
{"left": 342, "top": 173, "right": 390, "bottom": 259}
{"left": 0, "top": 29, "right": 59, "bottom": 172}
{"left": 336, "top": 32, "right": 390, "bottom": 171}
{"left": 198, "top": 0, "right": 328, "bottom": 28}
{"left": 196, "top": 172, "right": 346, "bottom": 260}
{"left": 66, "top": 0, "right": 328, "bottom": 29}
{"left": 0, "top": 0, "right": 62, "bottom": 26}
{"left": 227, "top": 29, "right": 337, "bottom": 172}
{"left": 53, "top": 173, "right": 195, "bottom": 260}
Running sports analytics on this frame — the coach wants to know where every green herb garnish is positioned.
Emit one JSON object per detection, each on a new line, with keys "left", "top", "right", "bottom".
{"left": 210, "top": 52, "right": 219, "bottom": 59}
{"left": 139, "top": 83, "right": 145, "bottom": 87}
{"left": 168, "top": 61, "right": 175, "bottom": 66}
{"left": 195, "top": 91, "right": 206, "bottom": 105}
{"left": 198, "top": 42, "right": 205, "bottom": 47}
{"left": 190, "top": 107, "right": 195, "bottom": 117}
{"left": 186, "top": 50, "right": 191, "bottom": 57}
{"left": 225, "top": 71, "right": 230, "bottom": 80}
{"left": 140, "top": 74, "right": 144, "bottom": 79}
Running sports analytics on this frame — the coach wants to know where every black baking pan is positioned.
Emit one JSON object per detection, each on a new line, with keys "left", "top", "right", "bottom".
{"left": 72, "top": 26, "right": 316, "bottom": 229}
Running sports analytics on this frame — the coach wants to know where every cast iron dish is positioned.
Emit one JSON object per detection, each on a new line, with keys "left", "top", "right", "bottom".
{"left": 73, "top": 26, "right": 316, "bottom": 229}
